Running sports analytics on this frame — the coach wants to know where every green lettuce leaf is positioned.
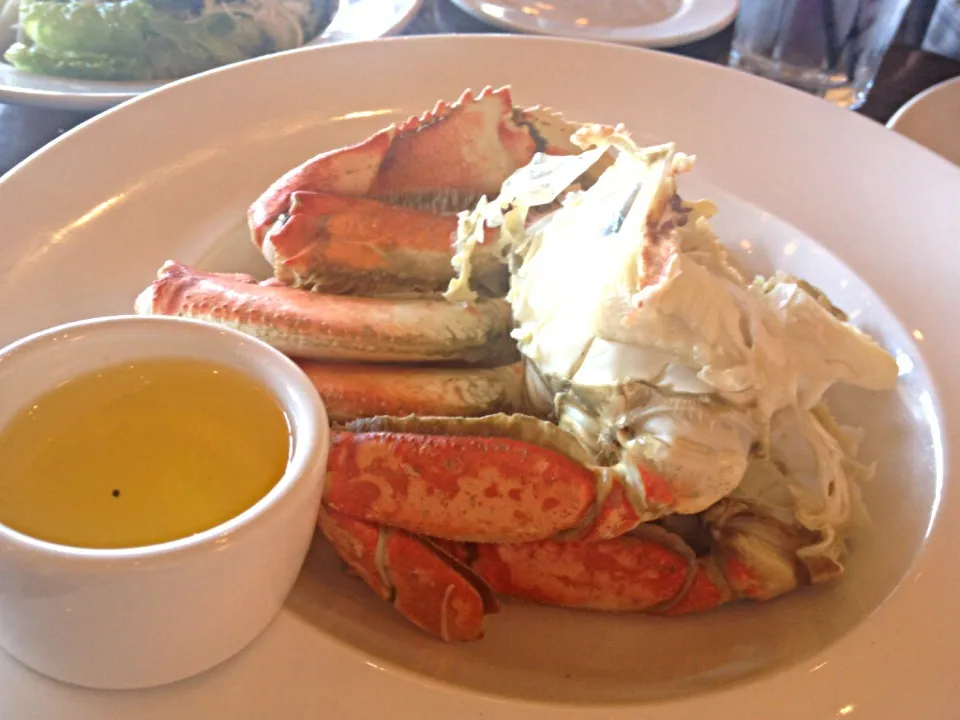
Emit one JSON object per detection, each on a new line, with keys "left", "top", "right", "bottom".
{"left": 143, "top": 10, "right": 275, "bottom": 79}
{"left": 4, "top": 43, "right": 154, "bottom": 79}
{"left": 21, "top": 0, "right": 150, "bottom": 55}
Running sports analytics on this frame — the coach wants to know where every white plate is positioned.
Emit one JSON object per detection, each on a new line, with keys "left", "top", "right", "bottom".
{"left": 448, "top": 0, "right": 738, "bottom": 47}
{"left": 0, "top": 0, "right": 422, "bottom": 111}
{"left": 0, "top": 34, "right": 957, "bottom": 719}
{"left": 887, "top": 75, "right": 960, "bottom": 167}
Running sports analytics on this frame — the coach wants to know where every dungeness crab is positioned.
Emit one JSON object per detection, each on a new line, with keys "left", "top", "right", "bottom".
{"left": 135, "top": 87, "right": 899, "bottom": 642}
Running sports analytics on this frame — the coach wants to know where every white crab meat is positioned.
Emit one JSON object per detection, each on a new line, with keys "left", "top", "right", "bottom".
{"left": 448, "top": 123, "right": 899, "bottom": 572}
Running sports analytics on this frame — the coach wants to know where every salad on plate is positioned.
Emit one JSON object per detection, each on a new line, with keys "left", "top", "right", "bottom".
{"left": 0, "top": 0, "right": 335, "bottom": 80}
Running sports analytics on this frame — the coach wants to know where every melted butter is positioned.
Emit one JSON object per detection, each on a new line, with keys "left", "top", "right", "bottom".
{"left": 0, "top": 358, "right": 290, "bottom": 549}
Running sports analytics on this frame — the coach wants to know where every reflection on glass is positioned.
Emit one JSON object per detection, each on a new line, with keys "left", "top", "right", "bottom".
{"left": 479, "top": 2, "right": 506, "bottom": 19}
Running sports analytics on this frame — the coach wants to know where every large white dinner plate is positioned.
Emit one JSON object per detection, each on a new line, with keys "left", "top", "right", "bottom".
{"left": 0, "top": 34, "right": 957, "bottom": 719}
{"left": 0, "top": 0, "right": 422, "bottom": 111}
{"left": 448, "top": 0, "right": 738, "bottom": 47}
{"left": 887, "top": 76, "right": 960, "bottom": 167}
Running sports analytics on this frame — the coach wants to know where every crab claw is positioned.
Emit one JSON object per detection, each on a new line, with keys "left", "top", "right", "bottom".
{"left": 248, "top": 86, "right": 605, "bottom": 294}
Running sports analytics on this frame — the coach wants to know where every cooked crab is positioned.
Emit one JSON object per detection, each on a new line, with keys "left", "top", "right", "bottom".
{"left": 135, "top": 87, "right": 899, "bottom": 642}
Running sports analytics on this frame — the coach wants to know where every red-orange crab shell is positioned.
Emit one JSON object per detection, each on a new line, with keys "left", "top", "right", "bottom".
{"left": 318, "top": 414, "right": 815, "bottom": 640}
{"left": 246, "top": 86, "right": 606, "bottom": 294}
{"left": 318, "top": 507, "right": 499, "bottom": 642}
{"left": 328, "top": 414, "right": 682, "bottom": 543}
{"left": 250, "top": 86, "right": 571, "bottom": 244}
{"left": 134, "top": 261, "right": 518, "bottom": 366}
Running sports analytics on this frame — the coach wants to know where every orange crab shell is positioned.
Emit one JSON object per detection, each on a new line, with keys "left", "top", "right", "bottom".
{"left": 249, "top": 86, "right": 564, "bottom": 250}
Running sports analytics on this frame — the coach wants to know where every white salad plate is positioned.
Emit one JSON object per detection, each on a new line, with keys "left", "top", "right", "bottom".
{"left": 0, "top": 34, "right": 957, "bottom": 719}
{"left": 887, "top": 75, "right": 960, "bottom": 167}
{"left": 0, "top": 0, "right": 422, "bottom": 111}
{"left": 448, "top": 0, "right": 738, "bottom": 48}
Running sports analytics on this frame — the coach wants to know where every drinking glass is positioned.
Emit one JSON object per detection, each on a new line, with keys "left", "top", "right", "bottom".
{"left": 729, "top": 0, "right": 913, "bottom": 109}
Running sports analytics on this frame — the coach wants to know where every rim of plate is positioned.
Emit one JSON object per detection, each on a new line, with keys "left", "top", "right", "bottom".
{"left": 886, "top": 75, "right": 960, "bottom": 167}
{"left": 0, "top": 34, "right": 957, "bottom": 718}
{"left": 887, "top": 75, "right": 960, "bottom": 130}
{"left": 446, "top": 0, "right": 739, "bottom": 48}
{"left": 0, "top": 0, "right": 423, "bottom": 112}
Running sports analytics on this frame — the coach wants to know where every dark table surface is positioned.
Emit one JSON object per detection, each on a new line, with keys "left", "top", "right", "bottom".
{"left": 2, "top": 0, "right": 960, "bottom": 179}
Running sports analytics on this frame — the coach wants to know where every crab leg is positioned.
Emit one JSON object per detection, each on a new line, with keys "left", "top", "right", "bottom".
{"left": 470, "top": 542, "right": 744, "bottom": 616}
{"left": 318, "top": 506, "right": 802, "bottom": 641}
{"left": 323, "top": 414, "right": 807, "bottom": 626}
{"left": 470, "top": 536, "right": 693, "bottom": 611}
{"left": 324, "top": 428, "right": 597, "bottom": 543}
{"left": 318, "top": 507, "right": 498, "bottom": 641}
{"left": 318, "top": 501, "right": 805, "bottom": 641}
{"left": 263, "top": 192, "right": 506, "bottom": 295}
{"left": 455, "top": 499, "right": 807, "bottom": 617}
{"left": 135, "top": 261, "right": 516, "bottom": 365}
{"left": 468, "top": 534, "right": 800, "bottom": 617}
{"left": 331, "top": 415, "right": 682, "bottom": 543}
{"left": 296, "top": 360, "right": 527, "bottom": 423}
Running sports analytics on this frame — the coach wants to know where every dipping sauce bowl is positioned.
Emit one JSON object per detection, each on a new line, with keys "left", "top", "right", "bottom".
{"left": 0, "top": 316, "right": 329, "bottom": 689}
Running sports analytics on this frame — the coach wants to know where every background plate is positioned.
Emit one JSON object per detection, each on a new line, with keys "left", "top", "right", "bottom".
{"left": 0, "top": 0, "right": 423, "bottom": 111}
{"left": 887, "top": 75, "right": 960, "bottom": 166}
{"left": 447, "top": 0, "right": 738, "bottom": 47}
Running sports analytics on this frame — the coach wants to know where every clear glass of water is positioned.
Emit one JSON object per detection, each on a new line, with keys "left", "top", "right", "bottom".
{"left": 729, "top": 0, "right": 913, "bottom": 109}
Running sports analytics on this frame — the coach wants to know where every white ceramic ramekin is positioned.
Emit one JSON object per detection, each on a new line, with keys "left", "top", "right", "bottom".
{"left": 0, "top": 315, "right": 330, "bottom": 690}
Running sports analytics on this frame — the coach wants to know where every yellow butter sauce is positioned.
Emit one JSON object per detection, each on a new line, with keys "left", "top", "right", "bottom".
{"left": 0, "top": 358, "right": 291, "bottom": 549}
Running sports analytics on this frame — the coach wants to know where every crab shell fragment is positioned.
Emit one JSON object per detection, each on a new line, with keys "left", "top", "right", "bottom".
{"left": 133, "top": 85, "right": 887, "bottom": 643}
